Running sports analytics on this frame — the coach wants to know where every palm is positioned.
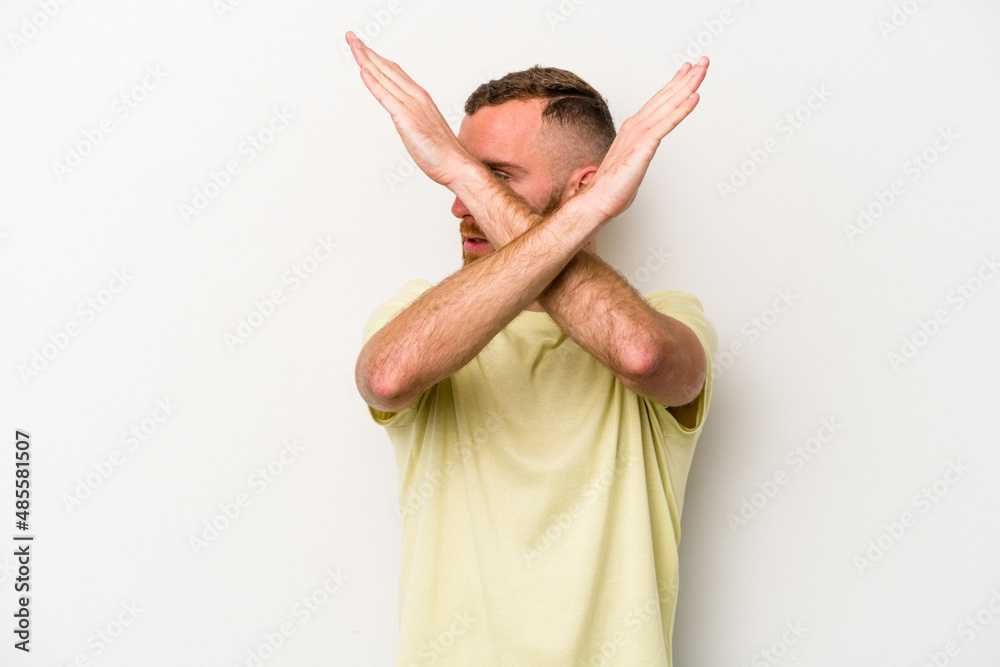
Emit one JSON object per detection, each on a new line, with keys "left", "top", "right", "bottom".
{"left": 580, "top": 58, "right": 708, "bottom": 221}
{"left": 346, "top": 31, "right": 471, "bottom": 188}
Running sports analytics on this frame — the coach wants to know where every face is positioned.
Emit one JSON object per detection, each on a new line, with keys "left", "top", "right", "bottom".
{"left": 453, "top": 98, "right": 570, "bottom": 267}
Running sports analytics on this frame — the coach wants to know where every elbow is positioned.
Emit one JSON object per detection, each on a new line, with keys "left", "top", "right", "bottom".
{"left": 677, "top": 345, "right": 708, "bottom": 406}
{"left": 619, "top": 334, "right": 669, "bottom": 383}
{"left": 623, "top": 333, "right": 707, "bottom": 407}
{"left": 356, "top": 354, "right": 410, "bottom": 413}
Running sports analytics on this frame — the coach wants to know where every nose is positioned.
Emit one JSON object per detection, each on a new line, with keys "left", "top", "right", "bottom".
{"left": 451, "top": 196, "right": 471, "bottom": 219}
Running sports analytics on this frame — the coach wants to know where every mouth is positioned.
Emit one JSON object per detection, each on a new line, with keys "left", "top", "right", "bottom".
{"left": 461, "top": 221, "right": 491, "bottom": 253}
{"left": 463, "top": 237, "right": 491, "bottom": 252}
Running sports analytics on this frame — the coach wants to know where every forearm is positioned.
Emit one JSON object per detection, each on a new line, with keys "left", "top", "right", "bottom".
{"left": 538, "top": 250, "right": 705, "bottom": 406}
{"left": 458, "top": 171, "right": 704, "bottom": 405}
{"left": 537, "top": 249, "right": 660, "bottom": 378}
{"left": 457, "top": 170, "right": 675, "bottom": 385}
{"left": 357, "top": 194, "right": 603, "bottom": 412}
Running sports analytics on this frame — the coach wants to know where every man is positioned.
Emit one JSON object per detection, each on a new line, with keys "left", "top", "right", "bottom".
{"left": 348, "top": 31, "right": 716, "bottom": 666}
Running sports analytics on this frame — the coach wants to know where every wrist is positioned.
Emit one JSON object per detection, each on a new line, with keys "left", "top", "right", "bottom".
{"left": 448, "top": 159, "right": 495, "bottom": 207}
{"left": 452, "top": 164, "right": 539, "bottom": 247}
{"left": 551, "top": 189, "right": 609, "bottom": 238}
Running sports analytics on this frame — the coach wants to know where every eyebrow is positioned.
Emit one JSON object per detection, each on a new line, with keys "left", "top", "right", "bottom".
{"left": 482, "top": 160, "right": 525, "bottom": 175}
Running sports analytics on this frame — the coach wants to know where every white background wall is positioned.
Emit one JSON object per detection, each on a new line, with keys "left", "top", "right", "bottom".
{"left": 2, "top": 0, "right": 999, "bottom": 665}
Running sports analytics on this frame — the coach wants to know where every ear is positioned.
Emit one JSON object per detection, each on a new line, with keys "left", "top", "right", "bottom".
{"left": 562, "top": 164, "right": 599, "bottom": 200}
{"left": 569, "top": 165, "right": 600, "bottom": 255}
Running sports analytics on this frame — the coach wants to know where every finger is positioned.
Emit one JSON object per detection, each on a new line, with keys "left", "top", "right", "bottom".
{"left": 672, "top": 56, "right": 709, "bottom": 72}
{"left": 361, "top": 61, "right": 413, "bottom": 113}
{"left": 631, "top": 62, "right": 700, "bottom": 121}
{"left": 346, "top": 34, "right": 401, "bottom": 102}
{"left": 346, "top": 32, "right": 412, "bottom": 104}
{"left": 622, "top": 69, "right": 705, "bottom": 147}
{"left": 650, "top": 92, "right": 700, "bottom": 137}
{"left": 346, "top": 31, "right": 375, "bottom": 71}
{"left": 347, "top": 34, "right": 424, "bottom": 120}
{"left": 348, "top": 32, "right": 426, "bottom": 102}
{"left": 658, "top": 63, "right": 706, "bottom": 103}
{"left": 656, "top": 62, "right": 692, "bottom": 99}
{"left": 357, "top": 64, "right": 406, "bottom": 114}
{"left": 643, "top": 63, "right": 707, "bottom": 118}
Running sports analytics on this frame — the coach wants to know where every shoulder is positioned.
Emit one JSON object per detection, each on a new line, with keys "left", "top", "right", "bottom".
{"left": 642, "top": 290, "right": 715, "bottom": 336}
{"left": 389, "top": 278, "right": 435, "bottom": 301}
{"left": 361, "top": 279, "right": 434, "bottom": 344}
{"left": 643, "top": 289, "right": 707, "bottom": 315}
{"left": 642, "top": 290, "right": 716, "bottom": 348}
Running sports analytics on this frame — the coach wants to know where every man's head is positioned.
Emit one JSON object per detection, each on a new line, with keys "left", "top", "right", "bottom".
{"left": 455, "top": 66, "right": 616, "bottom": 266}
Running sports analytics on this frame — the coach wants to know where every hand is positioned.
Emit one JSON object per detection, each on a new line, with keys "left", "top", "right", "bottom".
{"left": 345, "top": 31, "right": 475, "bottom": 188}
{"left": 577, "top": 57, "right": 709, "bottom": 221}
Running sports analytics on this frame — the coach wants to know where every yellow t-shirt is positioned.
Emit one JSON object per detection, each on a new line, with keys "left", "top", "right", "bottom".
{"left": 361, "top": 279, "right": 717, "bottom": 667}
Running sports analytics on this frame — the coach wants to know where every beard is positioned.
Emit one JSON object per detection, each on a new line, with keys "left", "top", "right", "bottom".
{"left": 461, "top": 187, "right": 564, "bottom": 267}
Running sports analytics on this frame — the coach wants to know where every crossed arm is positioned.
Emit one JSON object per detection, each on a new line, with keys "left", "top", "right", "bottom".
{"left": 348, "top": 32, "right": 708, "bottom": 415}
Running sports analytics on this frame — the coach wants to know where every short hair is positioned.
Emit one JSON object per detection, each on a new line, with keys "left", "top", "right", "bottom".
{"left": 464, "top": 66, "right": 616, "bottom": 172}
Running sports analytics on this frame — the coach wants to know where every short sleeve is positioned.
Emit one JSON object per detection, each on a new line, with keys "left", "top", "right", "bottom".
{"left": 360, "top": 279, "right": 435, "bottom": 426}
{"left": 362, "top": 279, "right": 434, "bottom": 346}
{"left": 642, "top": 290, "right": 718, "bottom": 433}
